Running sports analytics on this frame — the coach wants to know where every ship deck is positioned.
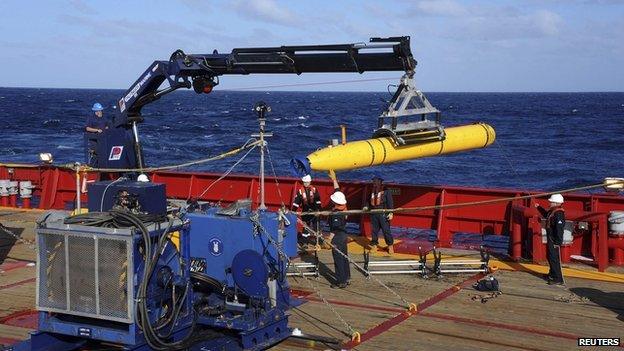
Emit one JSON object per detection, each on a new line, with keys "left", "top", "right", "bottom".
{"left": 1, "top": 208, "right": 623, "bottom": 350}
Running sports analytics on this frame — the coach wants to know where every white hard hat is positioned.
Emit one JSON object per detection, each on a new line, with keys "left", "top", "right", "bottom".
{"left": 330, "top": 191, "right": 347, "bottom": 205}
{"left": 137, "top": 174, "right": 150, "bottom": 182}
{"left": 301, "top": 174, "right": 312, "bottom": 183}
{"left": 548, "top": 193, "right": 564, "bottom": 204}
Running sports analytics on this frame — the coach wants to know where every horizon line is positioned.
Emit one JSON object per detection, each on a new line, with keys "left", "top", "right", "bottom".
{"left": 0, "top": 86, "right": 622, "bottom": 94}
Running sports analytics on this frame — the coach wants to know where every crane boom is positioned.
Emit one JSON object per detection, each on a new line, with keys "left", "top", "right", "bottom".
{"left": 97, "top": 37, "right": 416, "bottom": 170}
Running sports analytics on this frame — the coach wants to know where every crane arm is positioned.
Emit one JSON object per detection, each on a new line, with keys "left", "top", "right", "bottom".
{"left": 113, "top": 36, "right": 416, "bottom": 127}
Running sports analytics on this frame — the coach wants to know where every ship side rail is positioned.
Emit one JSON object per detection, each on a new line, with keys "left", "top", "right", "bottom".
{"left": 1, "top": 164, "right": 623, "bottom": 271}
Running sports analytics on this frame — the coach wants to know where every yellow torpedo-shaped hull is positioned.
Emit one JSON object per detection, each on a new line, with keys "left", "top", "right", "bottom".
{"left": 305, "top": 123, "right": 495, "bottom": 171}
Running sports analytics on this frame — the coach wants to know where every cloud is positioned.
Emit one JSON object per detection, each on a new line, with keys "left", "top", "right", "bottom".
{"left": 56, "top": 13, "right": 242, "bottom": 52}
{"left": 413, "top": 0, "right": 467, "bottom": 17}
{"left": 230, "top": 0, "right": 299, "bottom": 27}
{"left": 67, "top": 0, "right": 97, "bottom": 15}
{"left": 178, "top": 0, "right": 211, "bottom": 13}
{"left": 408, "top": 5, "right": 564, "bottom": 42}
{"left": 533, "top": 10, "right": 563, "bottom": 36}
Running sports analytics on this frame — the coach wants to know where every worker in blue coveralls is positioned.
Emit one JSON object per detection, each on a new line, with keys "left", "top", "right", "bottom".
{"left": 364, "top": 176, "right": 395, "bottom": 255}
{"left": 535, "top": 193, "right": 566, "bottom": 286}
{"left": 327, "top": 170, "right": 350, "bottom": 289}
{"left": 85, "top": 102, "right": 108, "bottom": 166}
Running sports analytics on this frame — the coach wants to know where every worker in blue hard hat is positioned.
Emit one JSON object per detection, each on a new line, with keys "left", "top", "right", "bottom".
{"left": 292, "top": 174, "right": 322, "bottom": 247}
{"left": 327, "top": 170, "right": 350, "bottom": 289}
{"left": 85, "top": 102, "right": 109, "bottom": 166}
{"left": 364, "top": 175, "right": 395, "bottom": 255}
{"left": 535, "top": 193, "right": 566, "bottom": 286}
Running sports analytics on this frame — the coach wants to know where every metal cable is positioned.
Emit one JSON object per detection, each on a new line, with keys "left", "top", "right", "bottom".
{"left": 0, "top": 223, "right": 35, "bottom": 249}
{"left": 222, "top": 77, "right": 397, "bottom": 91}
{"left": 301, "top": 180, "right": 624, "bottom": 217}
{"left": 265, "top": 145, "right": 286, "bottom": 208}
{"left": 299, "top": 221, "right": 413, "bottom": 310}
{"left": 494, "top": 141, "right": 520, "bottom": 177}
{"left": 248, "top": 213, "right": 357, "bottom": 337}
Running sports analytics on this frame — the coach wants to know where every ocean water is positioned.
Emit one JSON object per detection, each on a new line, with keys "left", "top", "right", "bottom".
{"left": 0, "top": 88, "right": 622, "bottom": 191}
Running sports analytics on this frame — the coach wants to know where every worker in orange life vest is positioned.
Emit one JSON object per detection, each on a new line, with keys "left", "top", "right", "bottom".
{"left": 365, "top": 175, "right": 395, "bottom": 255}
{"left": 535, "top": 193, "right": 566, "bottom": 286}
{"left": 292, "top": 174, "right": 322, "bottom": 239}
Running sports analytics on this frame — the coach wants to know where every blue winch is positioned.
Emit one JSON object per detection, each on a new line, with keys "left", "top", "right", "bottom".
{"left": 13, "top": 180, "right": 297, "bottom": 351}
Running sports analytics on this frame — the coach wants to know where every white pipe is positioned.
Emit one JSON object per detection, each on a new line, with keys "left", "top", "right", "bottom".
{"left": 368, "top": 270, "right": 421, "bottom": 274}
{"left": 438, "top": 269, "right": 487, "bottom": 273}
{"left": 366, "top": 262, "right": 423, "bottom": 267}
{"left": 75, "top": 163, "right": 81, "bottom": 212}
{"left": 438, "top": 261, "right": 485, "bottom": 265}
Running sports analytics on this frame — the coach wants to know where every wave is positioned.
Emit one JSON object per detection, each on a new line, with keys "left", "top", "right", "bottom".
{"left": 1, "top": 88, "right": 623, "bottom": 189}
{"left": 43, "top": 119, "right": 61, "bottom": 125}
{"left": 0, "top": 148, "right": 17, "bottom": 155}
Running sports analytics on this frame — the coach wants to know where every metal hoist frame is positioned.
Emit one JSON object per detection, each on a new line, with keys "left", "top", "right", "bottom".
{"left": 374, "top": 74, "right": 446, "bottom": 146}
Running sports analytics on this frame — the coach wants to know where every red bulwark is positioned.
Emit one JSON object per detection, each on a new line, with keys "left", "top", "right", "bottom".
{"left": 1, "top": 165, "right": 624, "bottom": 270}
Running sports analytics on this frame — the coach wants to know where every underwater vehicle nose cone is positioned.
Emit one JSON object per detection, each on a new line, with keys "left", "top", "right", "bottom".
{"left": 290, "top": 123, "right": 495, "bottom": 175}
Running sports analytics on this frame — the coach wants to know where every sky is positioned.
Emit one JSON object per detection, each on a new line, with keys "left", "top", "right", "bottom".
{"left": 0, "top": 0, "right": 622, "bottom": 92}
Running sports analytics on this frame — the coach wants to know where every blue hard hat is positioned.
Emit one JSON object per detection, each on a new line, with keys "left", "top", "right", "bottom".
{"left": 92, "top": 102, "right": 104, "bottom": 111}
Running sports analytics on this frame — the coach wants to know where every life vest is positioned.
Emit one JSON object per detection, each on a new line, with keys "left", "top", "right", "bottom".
{"left": 371, "top": 190, "right": 385, "bottom": 207}
{"left": 546, "top": 207, "right": 565, "bottom": 226}
{"left": 299, "top": 186, "right": 316, "bottom": 205}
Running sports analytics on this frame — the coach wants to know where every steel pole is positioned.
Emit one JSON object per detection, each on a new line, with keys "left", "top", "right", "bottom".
{"left": 259, "top": 116, "right": 266, "bottom": 210}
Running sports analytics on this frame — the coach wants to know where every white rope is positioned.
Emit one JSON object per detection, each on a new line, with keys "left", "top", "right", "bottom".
{"left": 78, "top": 139, "right": 261, "bottom": 173}
{"left": 196, "top": 144, "right": 258, "bottom": 199}
{"left": 302, "top": 180, "right": 623, "bottom": 217}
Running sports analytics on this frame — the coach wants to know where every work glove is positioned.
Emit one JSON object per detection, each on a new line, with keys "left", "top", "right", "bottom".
{"left": 328, "top": 169, "right": 336, "bottom": 181}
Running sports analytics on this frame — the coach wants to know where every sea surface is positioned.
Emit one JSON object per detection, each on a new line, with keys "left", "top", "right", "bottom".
{"left": 0, "top": 88, "right": 623, "bottom": 191}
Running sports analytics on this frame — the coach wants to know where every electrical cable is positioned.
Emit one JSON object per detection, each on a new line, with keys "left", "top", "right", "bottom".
{"left": 100, "top": 177, "right": 126, "bottom": 211}
{"left": 65, "top": 209, "right": 196, "bottom": 350}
